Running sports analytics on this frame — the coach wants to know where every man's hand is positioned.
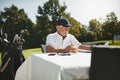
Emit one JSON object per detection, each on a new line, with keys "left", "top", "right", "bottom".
{"left": 46, "top": 45, "right": 78, "bottom": 53}
{"left": 64, "top": 45, "right": 78, "bottom": 53}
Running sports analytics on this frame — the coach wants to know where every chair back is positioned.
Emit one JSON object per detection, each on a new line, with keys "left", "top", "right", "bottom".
{"left": 40, "top": 44, "right": 46, "bottom": 53}
{"left": 90, "top": 46, "right": 120, "bottom": 80}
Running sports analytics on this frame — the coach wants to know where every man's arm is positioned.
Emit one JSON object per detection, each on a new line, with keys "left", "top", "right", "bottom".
{"left": 46, "top": 45, "right": 65, "bottom": 53}
{"left": 46, "top": 45, "right": 78, "bottom": 53}
{"left": 78, "top": 45, "right": 91, "bottom": 50}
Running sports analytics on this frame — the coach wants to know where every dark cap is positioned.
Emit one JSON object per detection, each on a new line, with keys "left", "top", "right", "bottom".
{"left": 57, "top": 18, "right": 71, "bottom": 27}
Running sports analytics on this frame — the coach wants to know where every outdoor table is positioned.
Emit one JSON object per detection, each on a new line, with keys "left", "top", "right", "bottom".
{"left": 15, "top": 52, "right": 91, "bottom": 80}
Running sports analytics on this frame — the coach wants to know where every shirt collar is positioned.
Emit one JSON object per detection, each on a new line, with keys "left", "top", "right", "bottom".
{"left": 56, "top": 32, "right": 69, "bottom": 38}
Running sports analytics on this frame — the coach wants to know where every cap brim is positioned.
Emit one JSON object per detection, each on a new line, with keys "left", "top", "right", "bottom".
{"left": 65, "top": 24, "right": 72, "bottom": 27}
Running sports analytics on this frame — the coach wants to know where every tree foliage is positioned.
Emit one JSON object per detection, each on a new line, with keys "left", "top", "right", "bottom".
{"left": 0, "top": 5, "right": 35, "bottom": 48}
{"left": 1, "top": 1, "right": 120, "bottom": 48}
{"left": 88, "top": 19, "right": 102, "bottom": 40}
{"left": 36, "top": 0, "right": 81, "bottom": 45}
{"left": 78, "top": 25, "right": 97, "bottom": 42}
{"left": 86, "top": 12, "right": 120, "bottom": 43}
{"left": 102, "top": 12, "right": 119, "bottom": 44}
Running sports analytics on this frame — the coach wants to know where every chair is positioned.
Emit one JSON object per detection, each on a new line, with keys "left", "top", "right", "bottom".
{"left": 40, "top": 44, "right": 46, "bottom": 53}
{"left": 90, "top": 46, "right": 120, "bottom": 80}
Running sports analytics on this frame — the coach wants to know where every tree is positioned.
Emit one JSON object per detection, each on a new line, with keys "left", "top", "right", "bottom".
{"left": 67, "top": 16, "right": 81, "bottom": 38}
{"left": 36, "top": 0, "right": 81, "bottom": 45}
{"left": 0, "top": 5, "right": 35, "bottom": 48}
{"left": 88, "top": 19, "right": 102, "bottom": 40}
{"left": 36, "top": 0, "right": 67, "bottom": 45}
{"left": 102, "top": 12, "right": 118, "bottom": 44}
{"left": 78, "top": 25, "right": 89, "bottom": 42}
{"left": 116, "top": 21, "right": 120, "bottom": 34}
{"left": 79, "top": 25, "right": 97, "bottom": 42}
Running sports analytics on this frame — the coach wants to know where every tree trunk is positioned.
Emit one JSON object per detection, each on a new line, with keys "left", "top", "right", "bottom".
{"left": 112, "top": 35, "right": 114, "bottom": 44}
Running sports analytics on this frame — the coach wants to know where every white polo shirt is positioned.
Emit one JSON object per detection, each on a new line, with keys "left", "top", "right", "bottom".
{"left": 46, "top": 32, "right": 81, "bottom": 49}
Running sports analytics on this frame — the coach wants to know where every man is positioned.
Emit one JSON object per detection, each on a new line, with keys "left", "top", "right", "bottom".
{"left": 46, "top": 18, "right": 91, "bottom": 53}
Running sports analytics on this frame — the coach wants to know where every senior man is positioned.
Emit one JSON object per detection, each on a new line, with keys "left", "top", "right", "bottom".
{"left": 46, "top": 18, "right": 91, "bottom": 53}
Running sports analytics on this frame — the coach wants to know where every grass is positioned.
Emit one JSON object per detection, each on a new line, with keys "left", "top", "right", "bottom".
{"left": 22, "top": 48, "right": 42, "bottom": 59}
{"left": 108, "top": 40, "right": 120, "bottom": 46}
{"left": 95, "top": 40, "right": 120, "bottom": 46}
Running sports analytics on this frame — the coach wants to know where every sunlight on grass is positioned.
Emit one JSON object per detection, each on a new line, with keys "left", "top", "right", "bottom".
{"left": 109, "top": 40, "right": 120, "bottom": 46}
{"left": 95, "top": 40, "right": 120, "bottom": 46}
{"left": 22, "top": 48, "right": 42, "bottom": 59}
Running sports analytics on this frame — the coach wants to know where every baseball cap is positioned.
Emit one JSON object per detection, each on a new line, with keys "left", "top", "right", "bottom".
{"left": 57, "top": 18, "right": 71, "bottom": 27}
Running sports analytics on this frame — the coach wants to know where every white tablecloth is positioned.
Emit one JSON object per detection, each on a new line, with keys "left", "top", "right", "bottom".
{"left": 15, "top": 53, "right": 91, "bottom": 80}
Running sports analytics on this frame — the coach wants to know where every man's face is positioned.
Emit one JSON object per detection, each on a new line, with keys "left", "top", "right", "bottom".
{"left": 57, "top": 25, "right": 69, "bottom": 36}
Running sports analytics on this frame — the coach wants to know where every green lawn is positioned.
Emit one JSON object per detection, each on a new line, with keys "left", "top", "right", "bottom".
{"left": 108, "top": 40, "right": 120, "bottom": 46}
{"left": 22, "top": 48, "right": 42, "bottom": 59}
{"left": 94, "top": 40, "right": 120, "bottom": 46}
